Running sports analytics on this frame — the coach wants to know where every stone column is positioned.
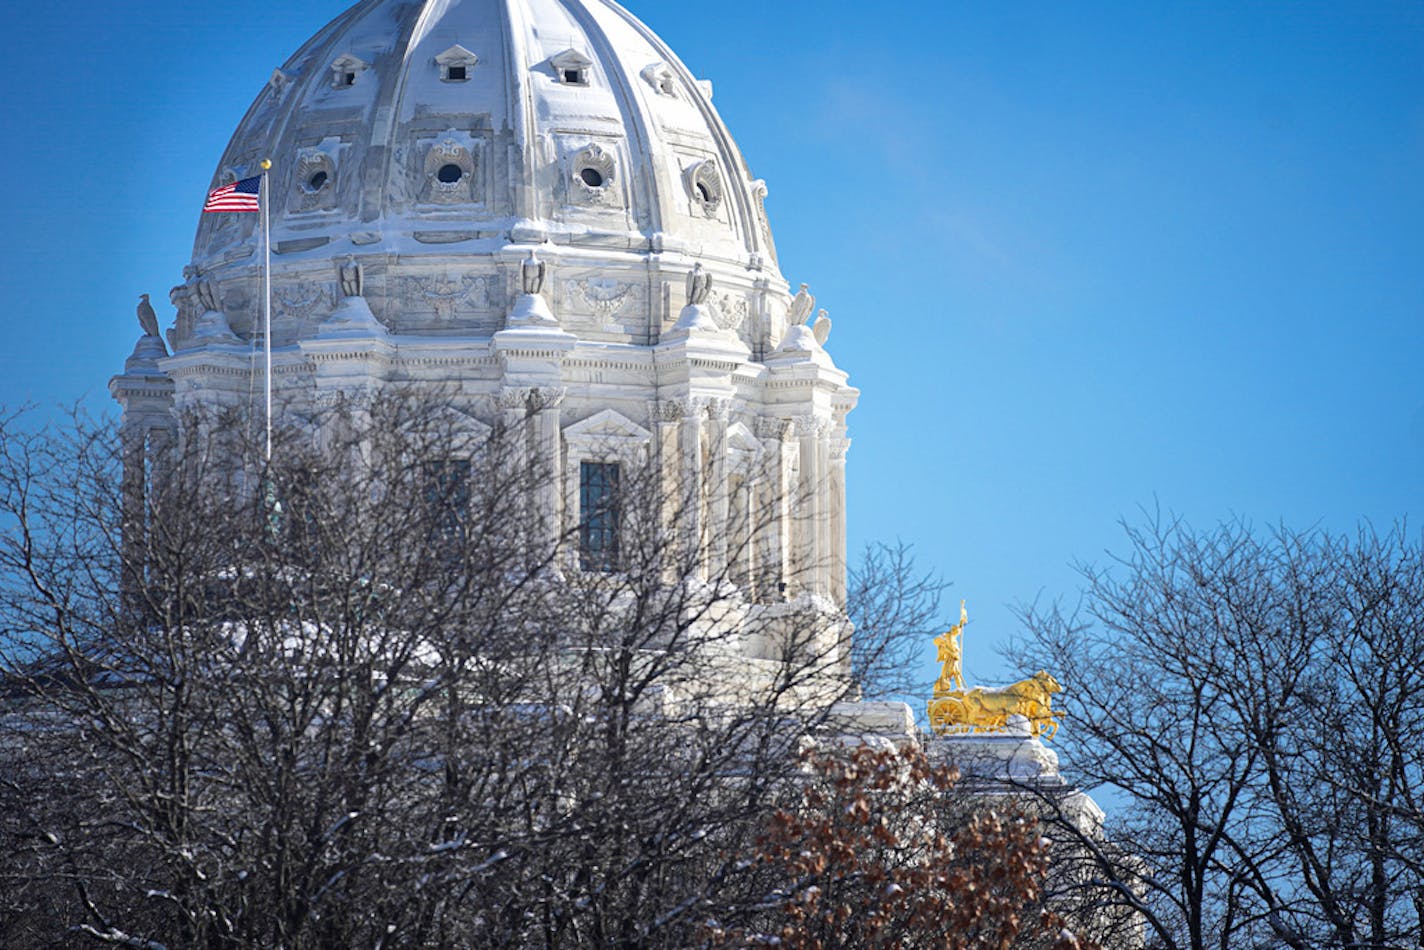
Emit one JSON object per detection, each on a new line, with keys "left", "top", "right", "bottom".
{"left": 704, "top": 398, "right": 731, "bottom": 581}
{"left": 497, "top": 388, "right": 532, "bottom": 545}
{"left": 680, "top": 399, "right": 706, "bottom": 579}
{"left": 653, "top": 399, "right": 687, "bottom": 578}
{"left": 815, "top": 426, "right": 832, "bottom": 600}
{"left": 529, "top": 387, "right": 565, "bottom": 558}
{"left": 110, "top": 341, "right": 176, "bottom": 615}
{"left": 830, "top": 435, "right": 851, "bottom": 607}
{"left": 118, "top": 424, "right": 147, "bottom": 609}
{"left": 794, "top": 414, "right": 827, "bottom": 598}
{"left": 754, "top": 417, "right": 793, "bottom": 601}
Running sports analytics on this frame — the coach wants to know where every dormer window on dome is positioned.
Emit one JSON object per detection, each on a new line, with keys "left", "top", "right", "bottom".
{"left": 551, "top": 49, "right": 593, "bottom": 86}
{"left": 436, "top": 45, "right": 478, "bottom": 83}
{"left": 330, "top": 53, "right": 369, "bottom": 89}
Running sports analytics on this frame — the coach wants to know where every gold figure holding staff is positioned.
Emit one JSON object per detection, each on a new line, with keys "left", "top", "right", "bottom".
{"left": 933, "top": 600, "right": 967, "bottom": 693}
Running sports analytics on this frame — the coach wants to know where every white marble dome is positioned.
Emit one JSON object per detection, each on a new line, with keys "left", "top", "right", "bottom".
{"left": 183, "top": 0, "right": 782, "bottom": 349}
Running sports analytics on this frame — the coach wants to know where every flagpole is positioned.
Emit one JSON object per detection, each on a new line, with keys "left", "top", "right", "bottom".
{"left": 260, "top": 158, "right": 273, "bottom": 464}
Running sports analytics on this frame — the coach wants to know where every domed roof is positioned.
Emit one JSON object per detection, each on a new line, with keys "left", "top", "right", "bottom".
{"left": 193, "top": 0, "right": 779, "bottom": 276}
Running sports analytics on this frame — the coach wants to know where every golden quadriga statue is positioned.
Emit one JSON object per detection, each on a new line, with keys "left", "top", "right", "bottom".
{"left": 928, "top": 602, "right": 1065, "bottom": 741}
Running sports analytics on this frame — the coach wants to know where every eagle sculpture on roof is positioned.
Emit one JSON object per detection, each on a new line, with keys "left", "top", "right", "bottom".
{"left": 136, "top": 294, "right": 162, "bottom": 339}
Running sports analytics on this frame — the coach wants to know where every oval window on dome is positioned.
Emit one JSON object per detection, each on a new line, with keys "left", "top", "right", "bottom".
{"left": 294, "top": 150, "right": 337, "bottom": 211}
{"left": 569, "top": 143, "right": 617, "bottom": 206}
{"left": 423, "top": 139, "right": 476, "bottom": 204}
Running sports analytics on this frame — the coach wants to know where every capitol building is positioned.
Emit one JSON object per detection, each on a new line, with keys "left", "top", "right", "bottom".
{"left": 37, "top": 2, "right": 1134, "bottom": 944}
{"left": 112, "top": 0, "right": 859, "bottom": 660}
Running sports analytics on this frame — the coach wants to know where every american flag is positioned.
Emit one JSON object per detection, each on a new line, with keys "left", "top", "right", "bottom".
{"left": 203, "top": 175, "right": 262, "bottom": 213}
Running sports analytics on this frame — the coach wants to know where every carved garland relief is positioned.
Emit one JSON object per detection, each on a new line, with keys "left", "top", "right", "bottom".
{"left": 397, "top": 274, "right": 496, "bottom": 320}
{"left": 273, "top": 281, "right": 335, "bottom": 322}
{"left": 563, "top": 278, "right": 644, "bottom": 325}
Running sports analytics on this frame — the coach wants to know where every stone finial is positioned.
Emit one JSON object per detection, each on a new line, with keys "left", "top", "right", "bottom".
{"left": 128, "top": 293, "right": 169, "bottom": 366}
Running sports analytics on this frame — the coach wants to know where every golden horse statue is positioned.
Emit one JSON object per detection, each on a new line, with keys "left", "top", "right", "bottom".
{"left": 926, "top": 600, "right": 1066, "bottom": 741}
{"left": 929, "top": 671, "right": 1066, "bottom": 741}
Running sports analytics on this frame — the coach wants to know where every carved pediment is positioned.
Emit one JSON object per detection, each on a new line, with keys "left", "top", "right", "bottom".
{"left": 563, "top": 409, "right": 651, "bottom": 445}
{"left": 551, "top": 49, "right": 593, "bottom": 85}
{"left": 552, "top": 49, "right": 593, "bottom": 70}
{"left": 404, "top": 405, "right": 493, "bottom": 455}
{"left": 436, "top": 44, "right": 478, "bottom": 67}
{"left": 436, "top": 45, "right": 478, "bottom": 81}
{"left": 330, "top": 53, "right": 369, "bottom": 88}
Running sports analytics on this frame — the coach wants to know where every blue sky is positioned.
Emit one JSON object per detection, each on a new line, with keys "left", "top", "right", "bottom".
{"left": 1, "top": 0, "right": 1420, "bottom": 687}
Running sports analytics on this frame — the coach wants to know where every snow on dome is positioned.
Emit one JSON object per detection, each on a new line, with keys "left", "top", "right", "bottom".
{"left": 182, "top": 0, "right": 783, "bottom": 351}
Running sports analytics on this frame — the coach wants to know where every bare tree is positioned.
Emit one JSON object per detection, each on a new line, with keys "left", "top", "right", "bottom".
{"left": 0, "top": 398, "right": 1042, "bottom": 949}
{"left": 847, "top": 541, "right": 950, "bottom": 700}
{"left": 1011, "top": 516, "right": 1424, "bottom": 950}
